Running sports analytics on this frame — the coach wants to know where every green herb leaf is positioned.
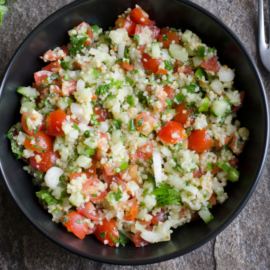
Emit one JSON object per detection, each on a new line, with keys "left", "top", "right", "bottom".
{"left": 91, "top": 25, "right": 100, "bottom": 32}
{"left": 62, "top": 216, "right": 70, "bottom": 224}
{"left": 164, "top": 60, "right": 173, "bottom": 71}
{"left": 99, "top": 232, "right": 106, "bottom": 239}
{"left": 75, "top": 219, "right": 85, "bottom": 224}
{"left": 131, "top": 34, "right": 140, "bottom": 43}
{"left": 102, "top": 38, "right": 111, "bottom": 45}
{"left": 137, "top": 118, "right": 144, "bottom": 127}
{"left": 96, "top": 84, "right": 111, "bottom": 96}
{"left": 118, "top": 231, "right": 130, "bottom": 245}
{"left": 36, "top": 190, "right": 58, "bottom": 205}
{"left": 73, "top": 122, "right": 81, "bottom": 133}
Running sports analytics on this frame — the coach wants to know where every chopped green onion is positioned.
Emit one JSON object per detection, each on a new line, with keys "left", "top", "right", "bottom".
{"left": 129, "top": 119, "right": 136, "bottom": 131}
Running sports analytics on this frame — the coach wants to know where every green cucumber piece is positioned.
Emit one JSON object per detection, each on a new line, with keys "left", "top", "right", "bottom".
{"left": 198, "top": 207, "right": 214, "bottom": 224}
{"left": 17, "top": 86, "right": 39, "bottom": 98}
{"left": 57, "top": 97, "right": 73, "bottom": 110}
{"left": 151, "top": 42, "right": 160, "bottom": 58}
{"left": 77, "top": 144, "right": 95, "bottom": 156}
{"left": 211, "top": 100, "right": 229, "bottom": 117}
{"left": 20, "top": 101, "right": 36, "bottom": 112}
{"left": 198, "top": 97, "right": 209, "bottom": 112}
{"left": 169, "top": 44, "right": 188, "bottom": 61}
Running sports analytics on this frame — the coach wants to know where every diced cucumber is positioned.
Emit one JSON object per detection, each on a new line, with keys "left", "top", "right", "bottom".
{"left": 213, "top": 185, "right": 224, "bottom": 197}
{"left": 51, "top": 187, "right": 65, "bottom": 200}
{"left": 57, "top": 97, "right": 73, "bottom": 110}
{"left": 151, "top": 42, "right": 160, "bottom": 58}
{"left": 198, "top": 97, "right": 209, "bottom": 112}
{"left": 181, "top": 30, "right": 192, "bottom": 42}
{"left": 103, "top": 95, "right": 117, "bottom": 109}
{"left": 17, "top": 86, "right": 39, "bottom": 98}
{"left": 59, "top": 197, "right": 70, "bottom": 207}
{"left": 77, "top": 143, "right": 95, "bottom": 156}
{"left": 76, "top": 155, "right": 92, "bottom": 169}
{"left": 193, "top": 56, "right": 203, "bottom": 68}
{"left": 169, "top": 44, "right": 188, "bottom": 61}
{"left": 111, "top": 130, "right": 123, "bottom": 144}
{"left": 62, "top": 123, "right": 73, "bottom": 134}
{"left": 195, "top": 67, "right": 204, "bottom": 80}
{"left": 69, "top": 191, "right": 84, "bottom": 207}
{"left": 185, "top": 46, "right": 196, "bottom": 56}
{"left": 211, "top": 100, "right": 229, "bottom": 117}
{"left": 198, "top": 207, "right": 214, "bottom": 224}
{"left": 20, "top": 101, "right": 36, "bottom": 113}
{"left": 84, "top": 137, "right": 98, "bottom": 148}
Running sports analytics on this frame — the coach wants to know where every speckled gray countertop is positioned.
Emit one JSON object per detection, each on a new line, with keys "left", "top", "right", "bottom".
{"left": 0, "top": 0, "right": 270, "bottom": 269}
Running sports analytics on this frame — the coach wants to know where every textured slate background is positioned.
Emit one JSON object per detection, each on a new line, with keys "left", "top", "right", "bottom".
{"left": 0, "top": 0, "right": 270, "bottom": 269}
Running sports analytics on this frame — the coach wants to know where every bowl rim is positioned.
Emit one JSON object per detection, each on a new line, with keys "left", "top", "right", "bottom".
{"left": 0, "top": 0, "right": 269, "bottom": 265}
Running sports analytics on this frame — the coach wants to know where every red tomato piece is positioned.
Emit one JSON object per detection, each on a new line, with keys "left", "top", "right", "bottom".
{"left": 119, "top": 62, "right": 135, "bottom": 71}
{"left": 141, "top": 53, "right": 162, "bottom": 74}
{"left": 24, "top": 131, "right": 53, "bottom": 152}
{"left": 174, "top": 60, "right": 194, "bottom": 75}
{"left": 151, "top": 210, "right": 166, "bottom": 225}
{"left": 158, "top": 31, "right": 179, "bottom": 49}
{"left": 163, "top": 85, "right": 174, "bottom": 99}
{"left": 85, "top": 158, "right": 97, "bottom": 178}
{"left": 119, "top": 164, "right": 138, "bottom": 182}
{"left": 229, "top": 157, "right": 239, "bottom": 168}
{"left": 77, "top": 201, "right": 100, "bottom": 221}
{"left": 231, "top": 91, "right": 245, "bottom": 113}
{"left": 137, "top": 44, "right": 146, "bottom": 52}
{"left": 158, "top": 121, "right": 187, "bottom": 145}
{"left": 43, "top": 61, "right": 61, "bottom": 72}
{"left": 209, "top": 192, "right": 217, "bottom": 206}
{"left": 174, "top": 102, "right": 194, "bottom": 127}
{"left": 156, "top": 89, "right": 167, "bottom": 112}
{"left": 134, "top": 24, "right": 142, "bottom": 35}
{"left": 95, "top": 218, "right": 119, "bottom": 246}
{"left": 135, "top": 219, "right": 152, "bottom": 226}
{"left": 155, "top": 68, "right": 168, "bottom": 76}
{"left": 119, "top": 198, "right": 139, "bottom": 221}
{"left": 130, "top": 7, "right": 155, "bottom": 26}
{"left": 93, "top": 105, "right": 108, "bottom": 123}
{"left": 34, "top": 70, "right": 53, "bottom": 87}
{"left": 30, "top": 150, "right": 60, "bottom": 172}
{"left": 103, "top": 165, "right": 116, "bottom": 176}
{"left": 201, "top": 56, "right": 219, "bottom": 73}
{"left": 210, "top": 166, "right": 220, "bottom": 175}
{"left": 76, "top": 22, "right": 93, "bottom": 46}
{"left": 45, "top": 109, "right": 67, "bottom": 136}
{"left": 21, "top": 112, "right": 42, "bottom": 135}
{"left": 160, "top": 27, "right": 170, "bottom": 34}
{"left": 193, "top": 168, "right": 203, "bottom": 178}
{"left": 61, "top": 78, "right": 77, "bottom": 96}
{"left": 133, "top": 232, "right": 149, "bottom": 247}
{"left": 214, "top": 135, "right": 237, "bottom": 152}
{"left": 150, "top": 26, "right": 160, "bottom": 40}
{"left": 103, "top": 170, "right": 122, "bottom": 191}
{"left": 115, "top": 16, "right": 136, "bottom": 36}
{"left": 188, "top": 128, "right": 213, "bottom": 153}
{"left": 81, "top": 177, "right": 107, "bottom": 201}
{"left": 135, "top": 112, "right": 159, "bottom": 136}
{"left": 131, "top": 141, "right": 153, "bottom": 159}
{"left": 60, "top": 45, "right": 69, "bottom": 55}
{"left": 61, "top": 212, "right": 90, "bottom": 240}
{"left": 69, "top": 172, "right": 92, "bottom": 181}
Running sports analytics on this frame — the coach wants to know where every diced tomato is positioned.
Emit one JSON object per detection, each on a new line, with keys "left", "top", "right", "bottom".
{"left": 231, "top": 91, "right": 245, "bottom": 113}
{"left": 201, "top": 56, "right": 219, "bottom": 73}
{"left": 43, "top": 61, "right": 61, "bottom": 72}
{"left": 74, "top": 61, "right": 89, "bottom": 70}
{"left": 174, "top": 102, "right": 194, "bottom": 127}
{"left": 229, "top": 157, "right": 239, "bottom": 168}
{"left": 133, "top": 231, "right": 149, "bottom": 247}
{"left": 135, "top": 219, "right": 152, "bottom": 226}
{"left": 158, "top": 31, "right": 179, "bottom": 48}
{"left": 151, "top": 210, "right": 166, "bottom": 225}
{"left": 103, "top": 165, "right": 116, "bottom": 176}
{"left": 119, "top": 164, "right": 138, "bottom": 182}
{"left": 137, "top": 44, "right": 146, "bottom": 52}
{"left": 209, "top": 193, "right": 217, "bottom": 206}
{"left": 30, "top": 150, "right": 60, "bottom": 172}
{"left": 163, "top": 85, "right": 174, "bottom": 99}
{"left": 160, "top": 27, "right": 170, "bottom": 34}
{"left": 103, "top": 170, "right": 122, "bottom": 191}
{"left": 135, "top": 112, "right": 159, "bottom": 136}
{"left": 45, "top": 109, "right": 67, "bottom": 136}
{"left": 180, "top": 209, "right": 187, "bottom": 218}
{"left": 94, "top": 149, "right": 103, "bottom": 161}
{"left": 119, "top": 198, "right": 139, "bottom": 221}
{"left": 158, "top": 121, "right": 187, "bottom": 145}
{"left": 190, "top": 212, "right": 200, "bottom": 222}
{"left": 69, "top": 172, "right": 91, "bottom": 181}
{"left": 155, "top": 68, "right": 168, "bottom": 76}
{"left": 155, "top": 89, "right": 167, "bottom": 112}
{"left": 21, "top": 112, "right": 42, "bottom": 135}
{"left": 76, "top": 22, "right": 93, "bottom": 46}
{"left": 61, "top": 77, "right": 77, "bottom": 96}
{"left": 24, "top": 131, "right": 53, "bottom": 152}
{"left": 77, "top": 201, "right": 100, "bottom": 221}
{"left": 141, "top": 53, "right": 162, "bottom": 74}
{"left": 60, "top": 45, "right": 69, "bottom": 55}
{"left": 85, "top": 158, "right": 97, "bottom": 178}
{"left": 43, "top": 49, "right": 65, "bottom": 62}
{"left": 95, "top": 218, "right": 119, "bottom": 246}
{"left": 193, "top": 168, "right": 203, "bottom": 178}
{"left": 131, "top": 141, "right": 153, "bottom": 159}
{"left": 93, "top": 105, "right": 108, "bottom": 123}
{"left": 134, "top": 24, "right": 142, "bottom": 35}
{"left": 150, "top": 26, "right": 160, "bottom": 40}
{"left": 188, "top": 128, "right": 213, "bottom": 153}
{"left": 130, "top": 7, "right": 155, "bottom": 26}
{"left": 214, "top": 135, "right": 237, "bottom": 152}
{"left": 115, "top": 16, "right": 137, "bottom": 36}
{"left": 34, "top": 70, "right": 53, "bottom": 87}
{"left": 81, "top": 177, "right": 107, "bottom": 201}
{"left": 119, "top": 62, "right": 135, "bottom": 71}
{"left": 210, "top": 166, "right": 220, "bottom": 175}
{"left": 174, "top": 60, "right": 194, "bottom": 75}
{"left": 61, "top": 212, "right": 91, "bottom": 240}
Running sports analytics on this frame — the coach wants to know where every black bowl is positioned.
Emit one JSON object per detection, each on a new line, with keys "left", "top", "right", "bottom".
{"left": 0, "top": 0, "right": 268, "bottom": 265}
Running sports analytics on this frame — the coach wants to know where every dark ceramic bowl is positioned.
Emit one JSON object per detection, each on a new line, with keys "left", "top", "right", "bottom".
{"left": 0, "top": 0, "right": 268, "bottom": 265}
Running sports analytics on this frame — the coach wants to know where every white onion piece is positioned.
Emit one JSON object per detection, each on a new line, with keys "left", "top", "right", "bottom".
{"left": 70, "top": 103, "right": 88, "bottom": 124}
{"left": 76, "top": 79, "right": 85, "bottom": 91}
{"left": 95, "top": 120, "right": 109, "bottom": 133}
{"left": 218, "top": 67, "right": 235, "bottom": 82}
{"left": 118, "top": 41, "right": 126, "bottom": 58}
{"left": 153, "top": 150, "right": 162, "bottom": 186}
{"left": 45, "top": 167, "right": 64, "bottom": 189}
{"left": 105, "top": 210, "right": 117, "bottom": 221}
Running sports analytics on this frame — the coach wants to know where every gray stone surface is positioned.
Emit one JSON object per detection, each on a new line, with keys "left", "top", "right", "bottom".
{"left": 0, "top": 0, "right": 269, "bottom": 269}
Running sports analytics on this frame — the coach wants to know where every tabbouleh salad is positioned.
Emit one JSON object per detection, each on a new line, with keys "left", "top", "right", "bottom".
{"left": 7, "top": 5, "right": 249, "bottom": 247}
